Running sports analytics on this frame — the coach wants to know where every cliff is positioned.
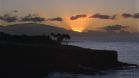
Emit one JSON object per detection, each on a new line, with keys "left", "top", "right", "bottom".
{"left": 0, "top": 42, "right": 137, "bottom": 78}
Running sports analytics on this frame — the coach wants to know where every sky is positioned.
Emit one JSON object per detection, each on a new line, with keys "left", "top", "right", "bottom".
{"left": 0, "top": 0, "right": 139, "bottom": 32}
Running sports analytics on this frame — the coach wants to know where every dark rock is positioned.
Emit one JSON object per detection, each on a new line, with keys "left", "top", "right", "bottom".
{"left": 0, "top": 43, "right": 137, "bottom": 78}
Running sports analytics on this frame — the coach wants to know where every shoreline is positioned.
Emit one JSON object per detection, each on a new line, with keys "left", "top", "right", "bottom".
{"left": 0, "top": 42, "right": 138, "bottom": 78}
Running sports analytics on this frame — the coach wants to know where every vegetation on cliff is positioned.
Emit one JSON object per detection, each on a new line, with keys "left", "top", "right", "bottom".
{"left": 0, "top": 32, "right": 137, "bottom": 78}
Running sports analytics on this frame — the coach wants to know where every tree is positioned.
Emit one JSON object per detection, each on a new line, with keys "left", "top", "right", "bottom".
{"left": 62, "top": 34, "right": 71, "bottom": 45}
{"left": 53, "top": 33, "right": 71, "bottom": 44}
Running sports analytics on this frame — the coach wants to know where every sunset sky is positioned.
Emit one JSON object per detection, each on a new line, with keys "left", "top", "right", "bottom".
{"left": 0, "top": 0, "right": 139, "bottom": 32}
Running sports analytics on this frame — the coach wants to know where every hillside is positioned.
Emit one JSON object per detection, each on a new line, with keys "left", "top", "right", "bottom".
{"left": 0, "top": 23, "right": 138, "bottom": 42}
{"left": 0, "top": 23, "right": 73, "bottom": 35}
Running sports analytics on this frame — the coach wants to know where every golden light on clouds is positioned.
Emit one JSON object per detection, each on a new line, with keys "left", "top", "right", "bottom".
{"left": 26, "top": 10, "right": 139, "bottom": 32}
{"left": 64, "top": 16, "right": 90, "bottom": 32}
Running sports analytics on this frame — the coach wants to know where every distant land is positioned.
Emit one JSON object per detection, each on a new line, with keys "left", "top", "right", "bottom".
{"left": 0, "top": 23, "right": 139, "bottom": 42}
{"left": 0, "top": 23, "right": 73, "bottom": 35}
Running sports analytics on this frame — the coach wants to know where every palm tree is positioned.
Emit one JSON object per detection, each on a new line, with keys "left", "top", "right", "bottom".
{"left": 62, "top": 34, "right": 71, "bottom": 45}
{"left": 50, "top": 33, "right": 54, "bottom": 40}
{"left": 55, "top": 33, "right": 62, "bottom": 43}
{"left": 50, "top": 33, "right": 71, "bottom": 44}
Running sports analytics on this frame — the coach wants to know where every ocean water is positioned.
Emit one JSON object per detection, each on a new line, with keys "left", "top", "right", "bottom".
{"left": 46, "top": 40, "right": 139, "bottom": 78}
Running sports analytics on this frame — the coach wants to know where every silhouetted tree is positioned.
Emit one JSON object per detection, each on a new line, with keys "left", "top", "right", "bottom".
{"left": 63, "top": 34, "right": 71, "bottom": 45}
{"left": 51, "top": 33, "right": 71, "bottom": 44}
{"left": 0, "top": 32, "right": 71, "bottom": 45}
{"left": 50, "top": 33, "right": 55, "bottom": 40}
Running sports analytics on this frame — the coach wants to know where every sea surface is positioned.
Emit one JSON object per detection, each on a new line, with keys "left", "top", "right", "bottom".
{"left": 46, "top": 39, "right": 139, "bottom": 78}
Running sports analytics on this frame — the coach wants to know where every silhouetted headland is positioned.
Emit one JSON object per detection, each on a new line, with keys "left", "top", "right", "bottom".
{"left": 0, "top": 32, "right": 137, "bottom": 78}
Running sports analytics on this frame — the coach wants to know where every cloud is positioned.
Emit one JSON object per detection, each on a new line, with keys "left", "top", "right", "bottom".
{"left": 122, "top": 13, "right": 132, "bottom": 18}
{"left": 89, "top": 14, "right": 116, "bottom": 20}
{"left": 0, "top": 14, "right": 18, "bottom": 23}
{"left": 70, "top": 14, "right": 87, "bottom": 20}
{"left": 133, "top": 13, "right": 139, "bottom": 18}
{"left": 121, "top": 13, "right": 139, "bottom": 19}
{"left": 21, "top": 14, "right": 45, "bottom": 22}
{"left": 21, "top": 15, "right": 32, "bottom": 22}
{"left": 103, "top": 24, "right": 129, "bottom": 31}
{"left": 30, "top": 16, "right": 45, "bottom": 22}
{"left": 47, "top": 17, "right": 63, "bottom": 22}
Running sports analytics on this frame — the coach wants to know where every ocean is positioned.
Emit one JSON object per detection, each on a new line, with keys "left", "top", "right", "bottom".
{"left": 46, "top": 39, "right": 139, "bottom": 78}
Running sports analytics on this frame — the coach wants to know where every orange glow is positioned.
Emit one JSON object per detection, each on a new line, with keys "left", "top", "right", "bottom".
{"left": 64, "top": 16, "right": 90, "bottom": 32}
{"left": 35, "top": 9, "right": 48, "bottom": 19}
{"left": 71, "top": 27, "right": 82, "bottom": 32}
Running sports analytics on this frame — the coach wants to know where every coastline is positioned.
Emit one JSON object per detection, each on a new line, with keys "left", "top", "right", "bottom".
{"left": 0, "top": 42, "right": 138, "bottom": 78}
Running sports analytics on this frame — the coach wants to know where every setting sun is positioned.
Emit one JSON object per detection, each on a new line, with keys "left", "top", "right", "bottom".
{"left": 71, "top": 28, "right": 83, "bottom": 32}
{"left": 64, "top": 16, "right": 90, "bottom": 32}
{"left": 70, "top": 24, "right": 84, "bottom": 32}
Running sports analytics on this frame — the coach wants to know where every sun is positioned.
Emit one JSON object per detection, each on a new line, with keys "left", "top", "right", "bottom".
{"left": 71, "top": 28, "right": 82, "bottom": 32}
{"left": 70, "top": 24, "right": 84, "bottom": 32}
{"left": 64, "top": 16, "right": 90, "bottom": 33}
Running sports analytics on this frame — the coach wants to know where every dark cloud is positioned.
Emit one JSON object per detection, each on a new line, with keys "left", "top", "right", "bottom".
{"left": 89, "top": 14, "right": 116, "bottom": 19}
{"left": 90, "top": 14, "right": 110, "bottom": 19}
{"left": 47, "top": 17, "right": 63, "bottom": 22}
{"left": 121, "top": 13, "right": 139, "bottom": 19}
{"left": 133, "top": 13, "right": 139, "bottom": 18}
{"left": 21, "top": 14, "right": 32, "bottom": 22}
{"left": 0, "top": 14, "right": 17, "bottom": 23}
{"left": 70, "top": 14, "right": 87, "bottom": 20}
{"left": 21, "top": 14, "right": 45, "bottom": 22}
{"left": 30, "top": 16, "right": 45, "bottom": 22}
{"left": 103, "top": 24, "right": 129, "bottom": 31}
{"left": 122, "top": 13, "right": 132, "bottom": 18}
